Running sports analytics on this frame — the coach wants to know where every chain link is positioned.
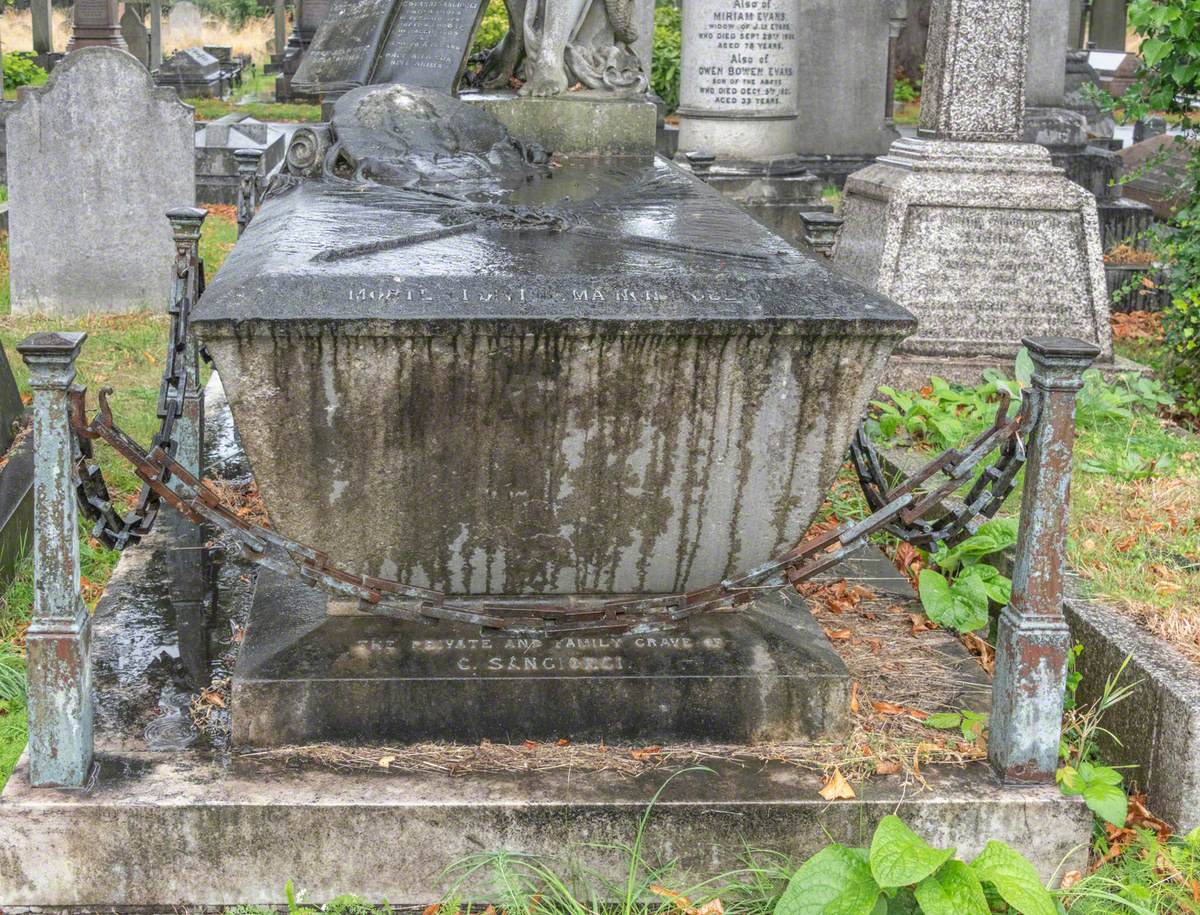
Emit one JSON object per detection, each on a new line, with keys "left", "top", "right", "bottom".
{"left": 65, "top": 240, "right": 1037, "bottom": 635}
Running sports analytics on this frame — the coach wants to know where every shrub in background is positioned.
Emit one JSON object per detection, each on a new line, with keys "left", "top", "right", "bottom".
{"left": 3, "top": 53, "right": 47, "bottom": 92}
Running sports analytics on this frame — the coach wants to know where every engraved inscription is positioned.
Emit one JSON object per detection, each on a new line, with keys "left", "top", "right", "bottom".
{"left": 353, "top": 634, "right": 728, "bottom": 674}
{"left": 682, "top": 0, "right": 798, "bottom": 116}
{"left": 374, "top": 0, "right": 490, "bottom": 92}
{"left": 893, "top": 205, "right": 1098, "bottom": 351}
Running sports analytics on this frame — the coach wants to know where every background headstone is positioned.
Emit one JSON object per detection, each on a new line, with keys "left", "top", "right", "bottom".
{"left": 792, "top": 0, "right": 907, "bottom": 184}
{"left": 168, "top": 0, "right": 203, "bottom": 49}
{"left": 31, "top": 0, "right": 54, "bottom": 63}
{"left": 150, "top": 0, "right": 164, "bottom": 67}
{"left": 155, "top": 46, "right": 225, "bottom": 97}
{"left": 1089, "top": 0, "right": 1128, "bottom": 50}
{"left": 835, "top": 0, "right": 1112, "bottom": 371}
{"left": 120, "top": 6, "right": 150, "bottom": 67}
{"left": 8, "top": 47, "right": 194, "bottom": 315}
{"left": 67, "top": 0, "right": 126, "bottom": 50}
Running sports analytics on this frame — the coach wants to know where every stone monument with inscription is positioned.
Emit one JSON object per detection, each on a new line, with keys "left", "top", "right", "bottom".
{"left": 190, "top": 3, "right": 917, "bottom": 746}
{"left": 674, "top": 0, "right": 822, "bottom": 242}
{"left": 834, "top": 0, "right": 1111, "bottom": 379}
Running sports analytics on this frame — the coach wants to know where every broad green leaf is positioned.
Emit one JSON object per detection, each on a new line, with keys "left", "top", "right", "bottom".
{"left": 918, "top": 570, "right": 955, "bottom": 619}
{"left": 869, "top": 816, "right": 954, "bottom": 889}
{"left": 774, "top": 844, "right": 880, "bottom": 915}
{"left": 1083, "top": 781, "right": 1129, "bottom": 827}
{"left": 925, "top": 712, "right": 964, "bottom": 730}
{"left": 957, "top": 564, "right": 1012, "bottom": 605}
{"left": 913, "top": 862, "right": 989, "bottom": 915}
{"left": 1142, "top": 37, "right": 1168, "bottom": 66}
{"left": 1014, "top": 348, "right": 1034, "bottom": 387}
{"left": 969, "top": 841, "right": 1056, "bottom": 915}
{"left": 919, "top": 570, "right": 989, "bottom": 634}
{"left": 1079, "top": 762, "right": 1123, "bottom": 786}
{"left": 1056, "top": 765, "right": 1085, "bottom": 797}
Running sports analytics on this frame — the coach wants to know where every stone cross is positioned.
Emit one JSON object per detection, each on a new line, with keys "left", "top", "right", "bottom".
{"left": 918, "top": 0, "right": 1029, "bottom": 142}
{"left": 16, "top": 332, "right": 92, "bottom": 788}
{"left": 66, "top": 0, "right": 127, "bottom": 51}
{"left": 990, "top": 336, "right": 1100, "bottom": 783}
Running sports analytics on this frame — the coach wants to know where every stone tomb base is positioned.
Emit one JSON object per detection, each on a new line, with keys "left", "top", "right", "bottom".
{"left": 834, "top": 137, "right": 1112, "bottom": 361}
{"left": 232, "top": 574, "right": 851, "bottom": 747}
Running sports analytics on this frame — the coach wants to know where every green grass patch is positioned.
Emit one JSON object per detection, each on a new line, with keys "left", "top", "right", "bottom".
{"left": 187, "top": 71, "right": 322, "bottom": 123}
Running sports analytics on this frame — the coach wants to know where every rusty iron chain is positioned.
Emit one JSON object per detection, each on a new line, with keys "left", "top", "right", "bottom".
{"left": 65, "top": 238, "right": 1038, "bottom": 635}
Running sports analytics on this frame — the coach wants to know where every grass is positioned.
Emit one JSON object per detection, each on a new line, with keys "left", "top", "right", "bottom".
{"left": 0, "top": 207, "right": 237, "bottom": 786}
{"left": 186, "top": 70, "right": 322, "bottom": 123}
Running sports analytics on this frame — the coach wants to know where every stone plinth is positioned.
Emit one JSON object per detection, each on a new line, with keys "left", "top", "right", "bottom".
{"left": 464, "top": 91, "right": 657, "bottom": 157}
{"left": 836, "top": 139, "right": 1111, "bottom": 360}
{"left": 233, "top": 573, "right": 851, "bottom": 747}
{"left": 7, "top": 47, "right": 194, "bottom": 315}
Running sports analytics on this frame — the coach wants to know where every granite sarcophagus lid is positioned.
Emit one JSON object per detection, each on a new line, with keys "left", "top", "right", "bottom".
{"left": 192, "top": 85, "right": 915, "bottom": 598}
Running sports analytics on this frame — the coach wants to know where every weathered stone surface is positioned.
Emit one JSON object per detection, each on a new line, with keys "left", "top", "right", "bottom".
{"left": 167, "top": 0, "right": 202, "bottom": 47}
{"left": 835, "top": 140, "right": 1111, "bottom": 359}
{"left": 194, "top": 113, "right": 287, "bottom": 204}
{"left": 155, "top": 46, "right": 225, "bottom": 98}
{"left": 465, "top": 90, "right": 657, "bottom": 156}
{"left": 0, "top": 754, "right": 1092, "bottom": 907}
{"left": 1088, "top": 0, "right": 1128, "bottom": 51}
{"left": 1026, "top": 0, "right": 1069, "bottom": 108}
{"left": 194, "top": 92, "right": 913, "bottom": 593}
{"left": 7, "top": 48, "right": 194, "bottom": 315}
{"left": 119, "top": 5, "right": 149, "bottom": 67}
{"left": 1067, "top": 582, "right": 1200, "bottom": 833}
{"left": 1120, "top": 133, "right": 1194, "bottom": 219}
{"left": 919, "top": 0, "right": 1028, "bottom": 142}
{"left": 234, "top": 573, "right": 851, "bottom": 746}
{"left": 793, "top": 0, "right": 905, "bottom": 167}
{"left": 676, "top": 0, "right": 800, "bottom": 160}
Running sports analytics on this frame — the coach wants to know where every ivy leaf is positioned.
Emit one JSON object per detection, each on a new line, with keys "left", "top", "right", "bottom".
{"left": 1083, "top": 781, "right": 1129, "bottom": 827}
{"left": 774, "top": 845, "right": 880, "bottom": 915}
{"left": 868, "top": 816, "right": 954, "bottom": 889}
{"left": 1142, "top": 37, "right": 1169, "bottom": 66}
{"left": 969, "top": 841, "right": 1057, "bottom": 915}
{"left": 913, "top": 862, "right": 989, "bottom": 915}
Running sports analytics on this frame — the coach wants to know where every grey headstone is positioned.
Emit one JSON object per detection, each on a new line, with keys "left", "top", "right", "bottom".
{"left": 1088, "top": 0, "right": 1127, "bottom": 50}
{"left": 1026, "top": 0, "right": 1069, "bottom": 107}
{"left": 31, "top": 0, "right": 54, "bottom": 55}
{"left": 168, "top": 0, "right": 202, "bottom": 48}
{"left": 294, "top": 0, "right": 488, "bottom": 96}
{"left": 676, "top": 0, "right": 802, "bottom": 159}
{"left": 155, "top": 46, "right": 224, "bottom": 97}
{"left": 793, "top": 0, "right": 906, "bottom": 160}
{"left": 120, "top": 6, "right": 150, "bottom": 68}
{"left": 8, "top": 47, "right": 194, "bottom": 315}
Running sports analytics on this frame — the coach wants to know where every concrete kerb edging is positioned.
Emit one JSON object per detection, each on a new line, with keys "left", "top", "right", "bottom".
{"left": 878, "top": 444, "right": 1200, "bottom": 832}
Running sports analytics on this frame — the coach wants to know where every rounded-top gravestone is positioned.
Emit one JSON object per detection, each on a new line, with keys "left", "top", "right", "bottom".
{"left": 7, "top": 47, "right": 195, "bottom": 315}
{"left": 168, "top": 0, "right": 203, "bottom": 49}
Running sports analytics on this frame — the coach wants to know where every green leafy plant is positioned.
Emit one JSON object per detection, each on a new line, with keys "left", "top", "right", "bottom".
{"left": 773, "top": 815, "right": 1057, "bottom": 915}
{"left": 1057, "top": 653, "right": 1139, "bottom": 828}
{"left": 471, "top": 0, "right": 510, "bottom": 54}
{"left": 925, "top": 708, "right": 988, "bottom": 744}
{"left": 652, "top": 5, "right": 682, "bottom": 113}
{"left": 892, "top": 76, "right": 919, "bottom": 104}
{"left": 916, "top": 519, "right": 1017, "bottom": 634}
{"left": 3, "top": 53, "right": 48, "bottom": 92}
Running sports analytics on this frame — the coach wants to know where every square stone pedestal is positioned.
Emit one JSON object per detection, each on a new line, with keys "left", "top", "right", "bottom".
{"left": 834, "top": 137, "right": 1112, "bottom": 361}
{"left": 232, "top": 573, "right": 852, "bottom": 747}
{"left": 462, "top": 90, "right": 657, "bottom": 157}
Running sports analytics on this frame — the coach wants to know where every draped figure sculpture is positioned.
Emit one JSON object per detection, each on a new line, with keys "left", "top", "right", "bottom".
{"left": 479, "top": 0, "right": 648, "bottom": 97}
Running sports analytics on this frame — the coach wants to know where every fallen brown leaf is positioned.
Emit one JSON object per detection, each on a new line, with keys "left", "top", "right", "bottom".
{"left": 850, "top": 682, "right": 860, "bottom": 715}
{"left": 819, "top": 767, "right": 856, "bottom": 801}
{"left": 632, "top": 746, "right": 662, "bottom": 760}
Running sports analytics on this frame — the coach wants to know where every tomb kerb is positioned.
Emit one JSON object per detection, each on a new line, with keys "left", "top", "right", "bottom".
{"left": 187, "top": 0, "right": 918, "bottom": 749}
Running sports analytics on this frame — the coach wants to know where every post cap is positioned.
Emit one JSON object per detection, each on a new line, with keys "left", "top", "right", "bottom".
{"left": 16, "top": 331, "right": 87, "bottom": 360}
{"left": 166, "top": 206, "right": 209, "bottom": 225}
{"left": 233, "top": 147, "right": 265, "bottom": 162}
{"left": 1021, "top": 337, "right": 1102, "bottom": 361}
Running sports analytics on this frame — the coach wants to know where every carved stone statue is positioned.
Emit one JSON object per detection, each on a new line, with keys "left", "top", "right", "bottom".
{"left": 479, "top": 0, "right": 648, "bottom": 97}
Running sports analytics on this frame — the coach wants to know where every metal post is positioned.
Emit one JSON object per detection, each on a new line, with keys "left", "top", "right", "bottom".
{"left": 150, "top": 0, "right": 163, "bottom": 68}
{"left": 234, "top": 148, "right": 264, "bottom": 237}
{"left": 16, "top": 331, "right": 92, "bottom": 788}
{"left": 990, "top": 336, "right": 1099, "bottom": 785}
{"left": 167, "top": 207, "right": 208, "bottom": 480}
